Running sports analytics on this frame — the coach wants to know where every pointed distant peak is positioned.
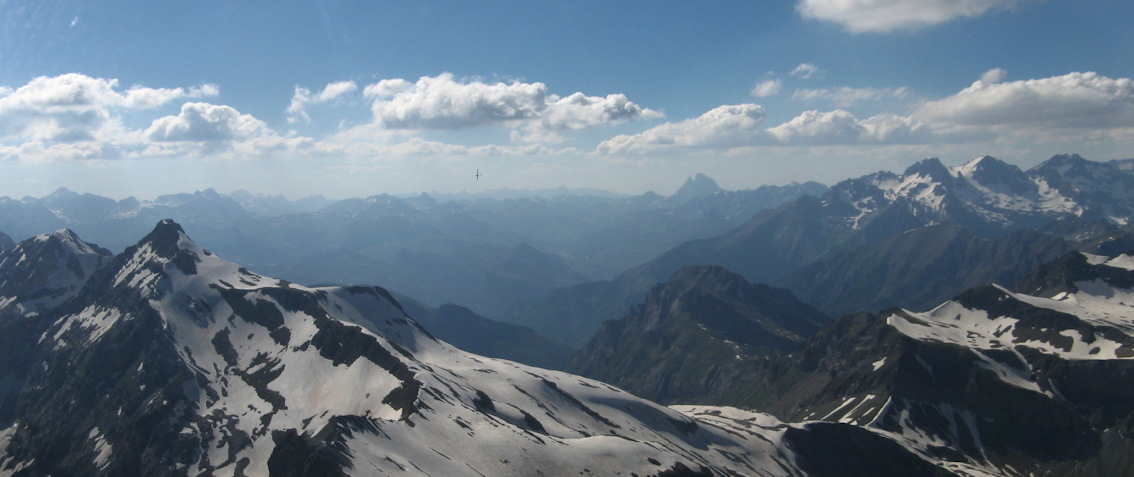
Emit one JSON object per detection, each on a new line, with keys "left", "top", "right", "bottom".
{"left": 48, "top": 186, "right": 76, "bottom": 196}
{"left": 683, "top": 173, "right": 722, "bottom": 191}
{"left": 410, "top": 192, "right": 437, "bottom": 206}
{"left": 671, "top": 173, "right": 723, "bottom": 202}
{"left": 902, "top": 157, "right": 950, "bottom": 179}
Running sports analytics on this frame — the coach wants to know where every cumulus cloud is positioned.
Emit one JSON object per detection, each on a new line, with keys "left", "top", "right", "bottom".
{"left": 790, "top": 63, "right": 821, "bottom": 79}
{"left": 286, "top": 80, "right": 359, "bottom": 123}
{"left": 751, "top": 79, "right": 783, "bottom": 98}
{"left": 0, "top": 73, "right": 217, "bottom": 143}
{"left": 361, "top": 73, "right": 658, "bottom": 131}
{"left": 363, "top": 73, "right": 550, "bottom": 129}
{"left": 596, "top": 104, "right": 768, "bottom": 154}
{"left": 915, "top": 71, "right": 1134, "bottom": 130}
{"left": 792, "top": 86, "right": 911, "bottom": 107}
{"left": 146, "top": 102, "right": 269, "bottom": 143}
{"left": 537, "top": 92, "right": 662, "bottom": 130}
{"left": 796, "top": 0, "right": 1023, "bottom": 33}
{"left": 765, "top": 110, "right": 930, "bottom": 145}
{"left": 980, "top": 68, "right": 1007, "bottom": 84}
{"left": 768, "top": 109, "right": 867, "bottom": 145}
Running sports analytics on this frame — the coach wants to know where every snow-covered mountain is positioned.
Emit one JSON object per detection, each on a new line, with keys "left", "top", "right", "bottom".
{"left": 0, "top": 229, "right": 113, "bottom": 316}
{"left": 832, "top": 154, "right": 1134, "bottom": 236}
{"left": 0, "top": 221, "right": 947, "bottom": 476}
{"left": 752, "top": 249, "right": 1134, "bottom": 476}
{"left": 518, "top": 154, "right": 1134, "bottom": 347}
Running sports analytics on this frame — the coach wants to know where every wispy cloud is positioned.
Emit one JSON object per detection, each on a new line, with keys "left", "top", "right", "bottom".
{"left": 790, "top": 63, "right": 821, "bottom": 79}
{"left": 751, "top": 79, "right": 783, "bottom": 98}
{"left": 287, "top": 81, "right": 359, "bottom": 124}
{"left": 792, "top": 86, "right": 912, "bottom": 107}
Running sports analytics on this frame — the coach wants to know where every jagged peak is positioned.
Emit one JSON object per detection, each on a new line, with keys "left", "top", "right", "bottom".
{"left": 670, "top": 173, "right": 723, "bottom": 202}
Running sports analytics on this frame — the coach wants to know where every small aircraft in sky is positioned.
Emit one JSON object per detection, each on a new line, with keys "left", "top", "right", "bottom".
{"left": 475, "top": 169, "right": 483, "bottom": 180}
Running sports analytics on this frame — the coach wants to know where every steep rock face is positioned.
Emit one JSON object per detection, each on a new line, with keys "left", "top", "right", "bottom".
{"left": 567, "top": 266, "right": 828, "bottom": 404}
{"left": 752, "top": 249, "right": 1134, "bottom": 476}
{"left": 0, "top": 232, "right": 13, "bottom": 251}
{"left": 0, "top": 229, "right": 114, "bottom": 431}
{"left": 0, "top": 221, "right": 938, "bottom": 476}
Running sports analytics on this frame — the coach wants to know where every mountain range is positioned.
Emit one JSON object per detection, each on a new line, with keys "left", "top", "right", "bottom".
{"left": 4, "top": 152, "right": 1134, "bottom": 475}
{"left": 0, "top": 221, "right": 948, "bottom": 476}
{"left": 567, "top": 243, "right": 1134, "bottom": 475}
{"left": 0, "top": 178, "right": 825, "bottom": 321}
{"left": 511, "top": 154, "right": 1134, "bottom": 346}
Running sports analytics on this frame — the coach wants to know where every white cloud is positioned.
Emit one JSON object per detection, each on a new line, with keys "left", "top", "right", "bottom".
{"left": 796, "top": 0, "right": 1023, "bottom": 33}
{"left": 146, "top": 102, "right": 269, "bottom": 142}
{"left": 790, "top": 63, "right": 821, "bottom": 79}
{"left": 363, "top": 73, "right": 550, "bottom": 129}
{"left": 768, "top": 109, "right": 866, "bottom": 145}
{"left": 537, "top": 92, "right": 662, "bottom": 130}
{"left": 596, "top": 104, "right": 768, "bottom": 154}
{"left": 980, "top": 68, "right": 1007, "bottom": 84}
{"left": 287, "top": 80, "right": 359, "bottom": 123}
{"left": 361, "top": 73, "right": 658, "bottom": 131}
{"left": 859, "top": 113, "right": 935, "bottom": 143}
{"left": 915, "top": 71, "right": 1134, "bottom": 131}
{"left": 0, "top": 73, "right": 216, "bottom": 143}
{"left": 751, "top": 79, "right": 783, "bottom": 98}
{"left": 792, "top": 86, "right": 911, "bottom": 107}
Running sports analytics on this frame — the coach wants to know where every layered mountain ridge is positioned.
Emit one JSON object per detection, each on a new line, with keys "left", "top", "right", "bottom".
{"left": 0, "top": 179, "right": 825, "bottom": 322}
{"left": 512, "top": 154, "right": 1134, "bottom": 345}
{"left": 568, "top": 245, "right": 1134, "bottom": 475}
{"left": 0, "top": 221, "right": 947, "bottom": 476}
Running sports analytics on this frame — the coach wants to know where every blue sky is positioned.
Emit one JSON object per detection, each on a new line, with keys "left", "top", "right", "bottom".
{"left": 1, "top": 0, "right": 1132, "bottom": 199}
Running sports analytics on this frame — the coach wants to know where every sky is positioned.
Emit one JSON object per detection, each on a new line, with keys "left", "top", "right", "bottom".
{"left": 0, "top": 0, "right": 1132, "bottom": 199}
